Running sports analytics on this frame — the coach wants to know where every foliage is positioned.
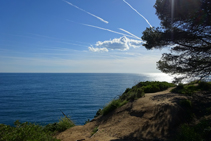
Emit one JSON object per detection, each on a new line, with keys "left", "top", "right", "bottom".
{"left": 91, "top": 126, "right": 98, "bottom": 136}
{"left": 43, "top": 116, "right": 75, "bottom": 133}
{"left": 0, "top": 116, "right": 75, "bottom": 141}
{"left": 94, "top": 109, "right": 102, "bottom": 118}
{"left": 141, "top": 0, "right": 211, "bottom": 82}
{"left": 171, "top": 84, "right": 198, "bottom": 95}
{"left": 175, "top": 119, "right": 211, "bottom": 141}
{"left": 120, "top": 87, "right": 144, "bottom": 101}
{"left": 136, "top": 81, "right": 175, "bottom": 93}
{"left": 84, "top": 119, "right": 90, "bottom": 125}
{"left": 171, "top": 81, "right": 211, "bottom": 95}
{"left": 180, "top": 99, "right": 192, "bottom": 108}
{"left": 179, "top": 99, "right": 195, "bottom": 121}
{"left": 0, "top": 120, "right": 60, "bottom": 141}
{"left": 198, "top": 81, "right": 211, "bottom": 91}
{"left": 102, "top": 99, "right": 127, "bottom": 115}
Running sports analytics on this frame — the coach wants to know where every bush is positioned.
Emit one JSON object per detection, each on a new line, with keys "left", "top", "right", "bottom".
{"left": 172, "top": 81, "right": 211, "bottom": 95}
{"left": 91, "top": 126, "right": 98, "bottom": 136}
{"left": 94, "top": 109, "right": 102, "bottom": 118}
{"left": 175, "top": 119, "right": 211, "bottom": 141}
{"left": 120, "top": 88, "right": 145, "bottom": 101}
{"left": 171, "top": 84, "right": 198, "bottom": 95}
{"left": 102, "top": 99, "right": 127, "bottom": 115}
{"left": 198, "top": 81, "right": 211, "bottom": 91}
{"left": 180, "top": 99, "right": 192, "bottom": 108}
{"left": 44, "top": 116, "right": 75, "bottom": 133}
{"left": 136, "top": 81, "right": 175, "bottom": 92}
{"left": 176, "top": 124, "right": 201, "bottom": 141}
{"left": 0, "top": 120, "right": 60, "bottom": 141}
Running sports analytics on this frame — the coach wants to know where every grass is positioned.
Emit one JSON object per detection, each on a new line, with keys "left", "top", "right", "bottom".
{"left": 0, "top": 116, "right": 75, "bottom": 141}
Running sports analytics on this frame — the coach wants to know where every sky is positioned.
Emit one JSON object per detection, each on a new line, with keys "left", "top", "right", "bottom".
{"left": 0, "top": 0, "right": 168, "bottom": 73}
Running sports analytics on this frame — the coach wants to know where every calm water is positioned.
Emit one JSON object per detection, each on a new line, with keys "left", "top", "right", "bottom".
{"left": 0, "top": 73, "right": 172, "bottom": 125}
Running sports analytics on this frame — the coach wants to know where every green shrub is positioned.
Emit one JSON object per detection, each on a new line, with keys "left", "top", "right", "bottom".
{"left": 171, "top": 84, "right": 197, "bottom": 95}
{"left": 91, "top": 126, "right": 98, "bottom": 136}
{"left": 0, "top": 120, "right": 60, "bottom": 141}
{"left": 44, "top": 116, "right": 75, "bottom": 133}
{"left": 175, "top": 119, "right": 211, "bottom": 141}
{"left": 94, "top": 109, "right": 102, "bottom": 118}
{"left": 198, "top": 81, "right": 211, "bottom": 91}
{"left": 84, "top": 119, "right": 90, "bottom": 125}
{"left": 57, "top": 116, "right": 74, "bottom": 132}
{"left": 120, "top": 88, "right": 144, "bottom": 101}
{"left": 172, "top": 81, "right": 211, "bottom": 95}
{"left": 180, "top": 99, "right": 192, "bottom": 108}
{"left": 177, "top": 83, "right": 184, "bottom": 89}
{"left": 176, "top": 124, "right": 201, "bottom": 141}
{"left": 102, "top": 99, "right": 127, "bottom": 115}
{"left": 136, "top": 81, "right": 175, "bottom": 92}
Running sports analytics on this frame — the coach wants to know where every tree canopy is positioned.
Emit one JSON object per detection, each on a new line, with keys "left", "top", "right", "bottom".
{"left": 141, "top": 0, "right": 211, "bottom": 82}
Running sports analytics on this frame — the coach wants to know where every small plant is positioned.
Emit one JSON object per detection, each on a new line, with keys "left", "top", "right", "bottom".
{"left": 56, "top": 116, "right": 75, "bottom": 132}
{"left": 43, "top": 116, "right": 75, "bottom": 133}
{"left": 91, "top": 126, "right": 98, "bottom": 136}
{"left": 94, "top": 109, "right": 102, "bottom": 118}
{"left": 84, "top": 119, "right": 90, "bottom": 125}
{"left": 102, "top": 99, "right": 127, "bottom": 115}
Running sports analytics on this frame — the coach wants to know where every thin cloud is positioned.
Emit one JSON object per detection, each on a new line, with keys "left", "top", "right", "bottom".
{"left": 88, "top": 46, "right": 108, "bottom": 52}
{"left": 123, "top": 0, "right": 152, "bottom": 28}
{"left": 89, "top": 36, "right": 144, "bottom": 52}
{"left": 63, "top": 0, "right": 109, "bottom": 24}
{"left": 119, "top": 28, "right": 142, "bottom": 40}
{"left": 81, "top": 23, "right": 135, "bottom": 38}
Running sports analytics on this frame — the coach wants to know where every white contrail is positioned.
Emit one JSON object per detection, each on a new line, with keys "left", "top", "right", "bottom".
{"left": 123, "top": 0, "right": 152, "bottom": 28}
{"left": 63, "top": 0, "right": 109, "bottom": 24}
{"left": 119, "top": 28, "right": 142, "bottom": 40}
{"left": 81, "top": 23, "right": 135, "bottom": 38}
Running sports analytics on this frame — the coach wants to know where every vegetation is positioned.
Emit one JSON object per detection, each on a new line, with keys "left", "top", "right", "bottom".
{"left": 0, "top": 116, "right": 75, "bottom": 141}
{"left": 95, "top": 81, "right": 175, "bottom": 116}
{"left": 176, "top": 119, "right": 211, "bottom": 141}
{"left": 43, "top": 116, "right": 75, "bottom": 133}
{"left": 91, "top": 126, "right": 98, "bottom": 136}
{"left": 171, "top": 81, "right": 211, "bottom": 95}
{"left": 101, "top": 99, "right": 128, "bottom": 115}
{"left": 141, "top": 0, "right": 211, "bottom": 82}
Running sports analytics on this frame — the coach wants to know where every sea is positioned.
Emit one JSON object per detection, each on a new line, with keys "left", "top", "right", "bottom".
{"left": 0, "top": 73, "right": 173, "bottom": 126}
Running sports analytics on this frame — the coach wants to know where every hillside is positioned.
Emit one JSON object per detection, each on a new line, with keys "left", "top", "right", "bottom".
{"left": 56, "top": 86, "right": 211, "bottom": 141}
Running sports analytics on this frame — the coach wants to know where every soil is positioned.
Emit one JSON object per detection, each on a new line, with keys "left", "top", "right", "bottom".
{"left": 55, "top": 87, "right": 207, "bottom": 141}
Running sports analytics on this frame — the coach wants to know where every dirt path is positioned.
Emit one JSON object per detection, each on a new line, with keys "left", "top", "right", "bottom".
{"left": 56, "top": 87, "right": 188, "bottom": 141}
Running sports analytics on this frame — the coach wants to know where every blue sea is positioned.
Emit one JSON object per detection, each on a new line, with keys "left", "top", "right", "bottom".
{"left": 0, "top": 73, "right": 172, "bottom": 126}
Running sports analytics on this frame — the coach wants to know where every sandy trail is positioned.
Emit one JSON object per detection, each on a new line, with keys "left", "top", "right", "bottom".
{"left": 56, "top": 87, "right": 188, "bottom": 141}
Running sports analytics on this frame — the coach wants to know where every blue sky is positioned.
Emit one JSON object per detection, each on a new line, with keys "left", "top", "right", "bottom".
{"left": 0, "top": 0, "right": 168, "bottom": 73}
